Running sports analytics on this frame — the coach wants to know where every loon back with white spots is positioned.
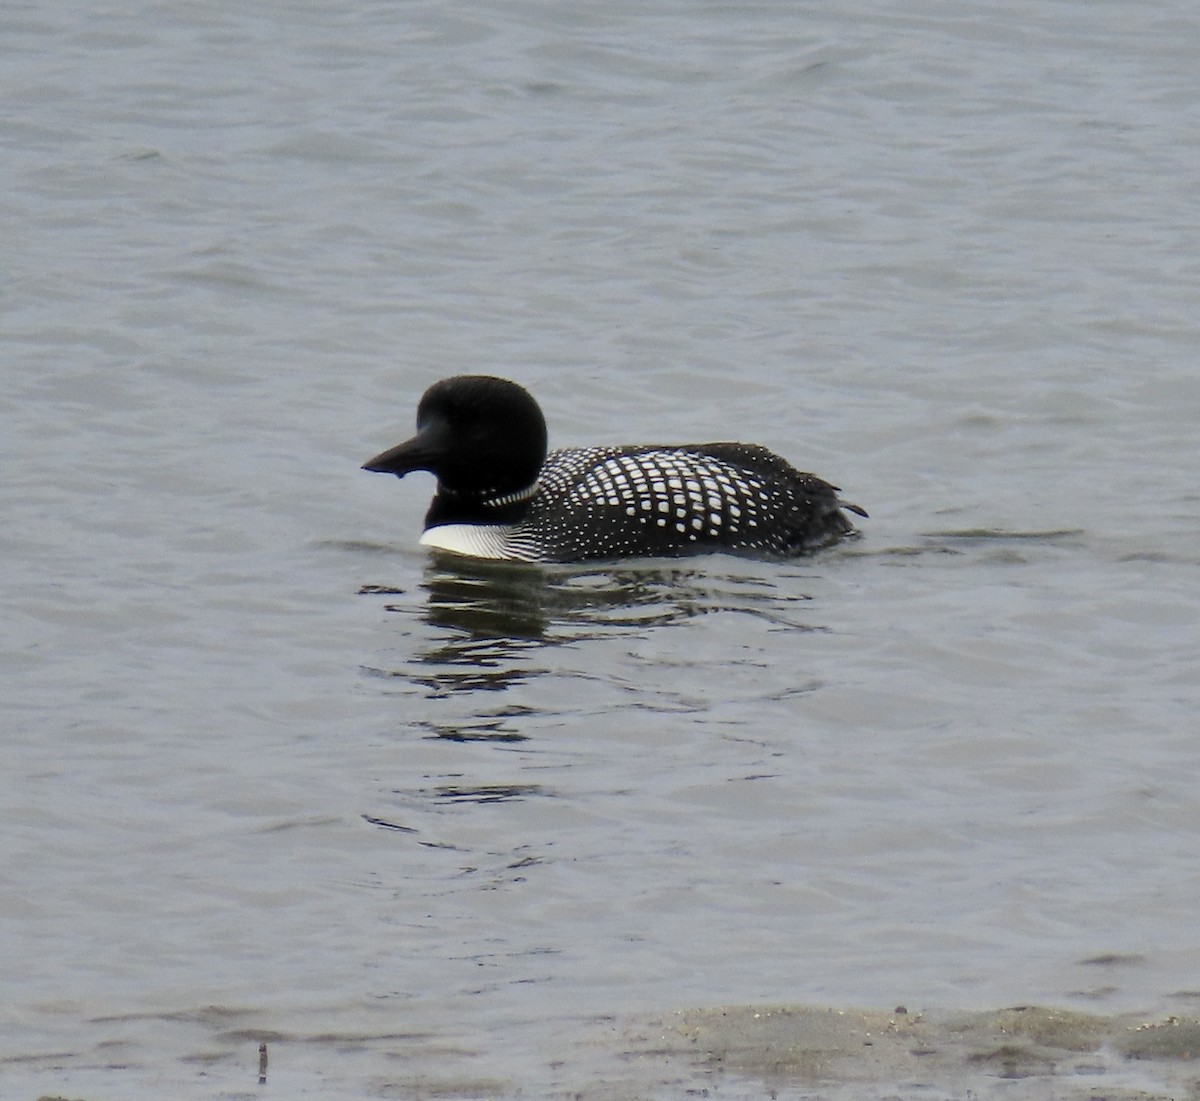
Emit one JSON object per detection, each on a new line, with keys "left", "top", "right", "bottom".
{"left": 362, "top": 375, "right": 867, "bottom": 563}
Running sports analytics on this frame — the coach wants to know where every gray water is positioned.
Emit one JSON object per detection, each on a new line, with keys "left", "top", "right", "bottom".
{"left": 4, "top": 1, "right": 1200, "bottom": 1098}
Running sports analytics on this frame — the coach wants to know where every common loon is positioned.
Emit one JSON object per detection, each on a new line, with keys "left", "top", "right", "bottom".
{"left": 362, "top": 375, "right": 866, "bottom": 563}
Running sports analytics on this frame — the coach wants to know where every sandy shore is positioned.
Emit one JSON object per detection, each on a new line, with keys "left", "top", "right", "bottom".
{"left": 11, "top": 1002, "right": 1199, "bottom": 1099}
{"left": 616, "top": 1003, "right": 1200, "bottom": 1100}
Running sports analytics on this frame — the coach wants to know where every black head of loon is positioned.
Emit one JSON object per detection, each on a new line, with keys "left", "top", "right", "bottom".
{"left": 362, "top": 375, "right": 547, "bottom": 525}
{"left": 362, "top": 374, "right": 867, "bottom": 563}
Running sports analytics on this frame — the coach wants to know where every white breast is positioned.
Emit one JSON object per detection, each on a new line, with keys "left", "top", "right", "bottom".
{"left": 419, "top": 524, "right": 515, "bottom": 559}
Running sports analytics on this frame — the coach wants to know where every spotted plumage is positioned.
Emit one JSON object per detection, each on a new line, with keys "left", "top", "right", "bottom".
{"left": 363, "top": 376, "right": 866, "bottom": 563}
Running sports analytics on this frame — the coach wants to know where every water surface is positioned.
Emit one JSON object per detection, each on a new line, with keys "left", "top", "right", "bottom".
{"left": 4, "top": 1, "right": 1200, "bottom": 1097}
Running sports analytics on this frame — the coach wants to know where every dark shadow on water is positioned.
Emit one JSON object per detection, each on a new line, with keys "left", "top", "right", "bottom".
{"left": 357, "top": 550, "right": 838, "bottom": 723}
{"left": 417, "top": 716, "right": 531, "bottom": 743}
{"left": 415, "top": 556, "right": 722, "bottom": 640}
{"left": 429, "top": 783, "right": 546, "bottom": 804}
{"left": 355, "top": 550, "right": 848, "bottom": 841}
{"left": 924, "top": 526, "right": 1086, "bottom": 542}
{"left": 359, "top": 551, "right": 826, "bottom": 642}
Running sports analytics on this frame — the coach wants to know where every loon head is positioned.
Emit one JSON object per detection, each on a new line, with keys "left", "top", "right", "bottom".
{"left": 362, "top": 375, "right": 548, "bottom": 501}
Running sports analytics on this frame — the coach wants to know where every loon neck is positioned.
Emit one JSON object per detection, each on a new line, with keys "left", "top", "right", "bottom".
{"left": 424, "top": 480, "right": 539, "bottom": 528}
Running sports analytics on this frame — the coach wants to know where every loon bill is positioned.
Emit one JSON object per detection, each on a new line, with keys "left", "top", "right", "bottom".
{"left": 362, "top": 375, "right": 866, "bottom": 563}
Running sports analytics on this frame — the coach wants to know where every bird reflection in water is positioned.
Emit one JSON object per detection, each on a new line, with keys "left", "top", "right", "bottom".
{"left": 357, "top": 555, "right": 823, "bottom": 807}
{"left": 360, "top": 554, "right": 821, "bottom": 683}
